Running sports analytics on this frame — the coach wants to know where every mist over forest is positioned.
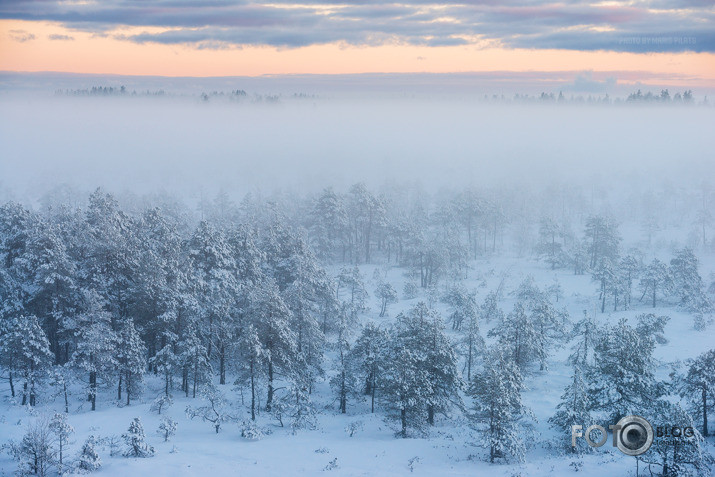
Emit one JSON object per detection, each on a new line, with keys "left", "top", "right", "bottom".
{"left": 1, "top": 81, "right": 714, "bottom": 477}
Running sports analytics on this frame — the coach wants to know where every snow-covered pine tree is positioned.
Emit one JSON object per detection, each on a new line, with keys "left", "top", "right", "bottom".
{"left": 347, "top": 321, "right": 389, "bottom": 413}
{"left": 670, "top": 247, "right": 713, "bottom": 328}
{"left": 638, "top": 400, "right": 713, "bottom": 477}
{"left": 469, "top": 348, "right": 533, "bottom": 463}
{"left": 549, "top": 362, "right": 593, "bottom": 454}
{"left": 488, "top": 302, "right": 540, "bottom": 372}
{"left": 49, "top": 412, "right": 73, "bottom": 475}
{"left": 443, "top": 285, "right": 482, "bottom": 380}
{"left": 177, "top": 323, "right": 211, "bottom": 398}
{"left": 75, "top": 435, "right": 101, "bottom": 473}
{"left": 589, "top": 315, "right": 667, "bottom": 421}
{"left": 122, "top": 417, "right": 155, "bottom": 457}
{"left": 248, "top": 281, "right": 297, "bottom": 412}
{"left": 309, "top": 187, "right": 349, "bottom": 263}
{"left": 375, "top": 282, "right": 398, "bottom": 318}
{"left": 337, "top": 266, "right": 369, "bottom": 323}
{"left": 116, "top": 318, "right": 146, "bottom": 405}
{"left": 0, "top": 314, "right": 53, "bottom": 406}
{"left": 235, "top": 323, "right": 265, "bottom": 421}
{"left": 157, "top": 416, "right": 178, "bottom": 442}
{"left": 677, "top": 349, "right": 715, "bottom": 436}
{"left": 68, "top": 289, "right": 118, "bottom": 411}
{"left": 186, "top": 384, "right": 234, "bottom": 434}
{"left": 383, "top": 303, "right": 462, "bottom": 434}
{"left": 640, "top": 258, "right": 672, "bottom": 308}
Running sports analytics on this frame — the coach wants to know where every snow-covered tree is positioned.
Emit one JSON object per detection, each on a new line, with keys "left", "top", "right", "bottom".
{"left": 157, "top": 416, "right": 178, "bottom": 442}
{"left": 68, "top": 289, "right": 118, "bottom": 411}
{"left": 337, "top": 266, "right": 368, "bottom": 322}
{"left": 383, "top": 303, "right": 462, "bottom": 435}
{"left": 347, "top": 322, "right": 389, "bottom": 413}
{"left": 75, "top": 436, "right": 101, "bottom": 473}
{"left": 638, "top": 401, "right": 713, "bottom": 477}
{"left": 589, "top": 315, "right": 667, "bottom": 421}
{"left": 9, "top": 416, "right": 56, "bottom": 477}
{"left": 122, "top": 417, "right": 155, "bottom": 457}
{"left": 375, "top": 282, "right": 398, "bottom": 318}
{"left": 469, "top": 348, "right": 533, "bottom": 463}
{"left": 584, "top": 215, "right": 620, "bottom": 270}
{"left": 234, "top": 323, "right": 265, "bottom": 421}
{"left": 0, "top": 315, "right": 53, "bottom": 406}
{"left": 186, "top": 385, "right": 235, "bottom": 434}
{"left": 443, "top": 285, "right": 482, "bottom": 380}
{"left": 116, "top": 318, "right": 146, "bottom": 405}
{"left": 50, "top": 413, "right": 74, "bottom": 475}
{"left": 640, "top": 258, "right": 672, "bottom": 308}
{"left": 488, "top": 302, "right": 540, "bottom": 372}
{"left": 549, "top": 362, "right": 593, "bottom": 454}
{"left": 249, "top": 281, "right": 297, "bottom": 412}
{"left": 676, "top": 349, "right": 715, "bottom": 437}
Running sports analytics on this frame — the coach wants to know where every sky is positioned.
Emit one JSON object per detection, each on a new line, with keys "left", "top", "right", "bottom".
{"left": 0, "top": 0, "right": 714, "bottom": 88}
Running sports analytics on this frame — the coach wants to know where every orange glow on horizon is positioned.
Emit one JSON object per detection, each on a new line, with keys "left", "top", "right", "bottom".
{"left": 1, "top": 20, "right": 714, "bottom": 87}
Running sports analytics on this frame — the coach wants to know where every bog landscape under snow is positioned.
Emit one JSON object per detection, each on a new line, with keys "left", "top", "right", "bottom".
{"left": 0, "top": 85, "right": 714, "bottom": 477}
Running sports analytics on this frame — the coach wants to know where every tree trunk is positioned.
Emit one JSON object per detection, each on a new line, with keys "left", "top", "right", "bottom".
{"left": 703, "top": 387, "right": 709, "bottom": 437}
{"left": 250, "top": 360, "right": 256, "bottom": 421}
{"left": 401, "top": 407, "right": 407, "bottom": 438}
{"left": 219, "top": 344, "right": 225, "bottom": 385}
{"left": 266, "top": 360, "right": 274, "bottom": 412}
{"left": 118, "top": 373, "right": 122, "bottom": 400}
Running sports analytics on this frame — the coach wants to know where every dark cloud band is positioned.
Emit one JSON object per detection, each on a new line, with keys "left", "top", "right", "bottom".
{"left": 1, "top": 0, "right": 712, "bottom": 52}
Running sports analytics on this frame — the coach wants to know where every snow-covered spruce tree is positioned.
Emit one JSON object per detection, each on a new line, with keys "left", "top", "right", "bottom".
{"left": 488, "top": 302, "right": 540, "bottom": 373}
{"left": 157, "top": 416, "right": 178, "bottom": 442}
{"left": 638, "top": 400, "right": 713, "bottom": 477}
{"left": 347, "top": 321, "right": 390, "bottom": 413}
{"left": 75, "top": 436, "right": 101, "bottom": 473}
{"left": 676, "top": 349, "right": 715, "bottom": 437}
{"left": 122, "top": 417, "right": 155, "bottom": 457}
{"left": 589, "top": 315, "right": 667, "bottom": 422}
{"left": 0, "top": 314, "right": 53, "bottom": 406}
{"left": 68, "top": 289, "right": 118, "bottom": 411}
{"left": 50, "top": 412, "right": 74, "bottom": 475}
{"left": 469, "top": 348, "right": 534, "bottom": 463}
{"left": 116, "top": 318, "right": 147, "bottom": 405}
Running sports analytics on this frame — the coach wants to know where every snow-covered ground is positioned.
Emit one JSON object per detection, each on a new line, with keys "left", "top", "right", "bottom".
{"left": 2, "top": 236, "right": 713, "bottom": 476}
